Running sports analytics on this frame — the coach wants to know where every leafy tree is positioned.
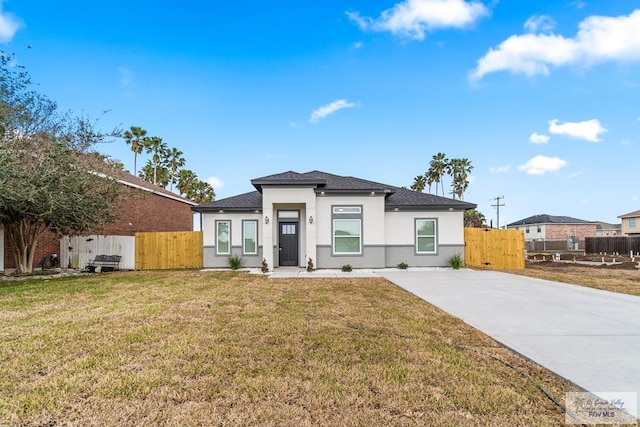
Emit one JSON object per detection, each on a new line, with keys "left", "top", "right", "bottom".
{"left": 410, "top": 175, "right": 426, "bottom": 192}
{"left": 188, "top": 180, "right": 215, "bottom": 204}
{"left": 176, "top": 169, "right": 198, "bottom": 196}
{"left": 0, "top": 53, "right": 123, "bottom": 273}
{"left": 464, "top": 209, "right": 486, "bottom": 228}
{"left": 427, "top": 152, "right": 448, "bottom": 196}
{"left": 123, "top": 126, "right": 147, "bottom": 175}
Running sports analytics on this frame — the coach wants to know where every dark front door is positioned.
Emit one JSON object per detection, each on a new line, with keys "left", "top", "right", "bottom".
{"left": 279, "top": 222, "right": 299, "bottom": 266}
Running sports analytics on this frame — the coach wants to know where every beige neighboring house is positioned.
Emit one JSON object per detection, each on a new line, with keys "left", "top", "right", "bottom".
{"left": 595, "top": 221, "right": 622, "bottom": 237}
{"left": 618, "top": 210, "right": 640, "bottom": 236}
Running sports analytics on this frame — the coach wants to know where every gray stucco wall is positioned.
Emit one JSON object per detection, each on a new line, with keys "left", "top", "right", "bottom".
{"left": 316, "top": 245, "right": 386, "bottom": 269}
{"left": 203, "top": 246, "right": 263, "bottom": 269}
{"left": 384, "top": 244, "right": 464, "bottom": 267}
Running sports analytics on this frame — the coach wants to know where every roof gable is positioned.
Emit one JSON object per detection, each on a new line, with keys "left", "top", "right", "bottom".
{"left": 195, "top": 170, "right": 476, "bottom": 212}
{"left": 507, "top": 214, "right": 592, "bottom": 226}
{"left": 619, "top": 209, "right": 640, "bottom": 218}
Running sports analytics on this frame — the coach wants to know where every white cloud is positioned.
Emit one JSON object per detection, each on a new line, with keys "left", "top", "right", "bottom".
{"left": 489, "top": 165, "right": 511, "bottom": 173}
{"left": 529, "top": 132, "right": 550, "bottom": 144}
{"left": 548, "top": 118, "right": 606, "bottom": 142}
{"left": 352, "top": 41, "right": 363, "bottom": 49}
{"left": 524, "top": 15, "right": 556, "bottom": 33}
{"left": 117, "top": 66, "right": 134, "bottom": 87}
{"left": 517, "top": 155, "right": 567, "bottom": 175}
{"left": 632, "top": 195, "right": 639, "bottom": 201}
{"left": 207, "top": 176, "right": 223, "bottom": 189}
{"left": 309, "top": 99, "right": 357, "bottom": 124}
{"left": 0, "top": 4, "right": 21, "bottom": 42}
{"left": 471, "top": 9, "right": 640, "bottom": 80}
{"left": 621, "top": 139, "right": 631, "bottom": 145}
{"left": 347, "top": 0, "right": 489, "bottom": 40}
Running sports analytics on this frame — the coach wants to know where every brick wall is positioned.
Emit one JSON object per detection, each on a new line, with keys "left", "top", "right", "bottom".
{"left": 545, "top": 224, "right": 598, "bottom": 240}
{"left": 3, "top": 189, "right": 194, "bottom": 270}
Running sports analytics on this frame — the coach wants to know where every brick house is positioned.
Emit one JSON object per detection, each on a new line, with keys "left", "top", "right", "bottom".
{"left": 506, "top": 214, "right": 597, "bottom": 245}
{"left": 1, "top": 173, "right": 196, "bottom": 272}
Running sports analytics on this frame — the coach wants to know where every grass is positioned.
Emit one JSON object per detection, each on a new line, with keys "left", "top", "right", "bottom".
{"left": 0, "top": 271, "right": 577, "bottom": 425}
{"left": 507, "top": 262, "right": 640, "bottom": 297}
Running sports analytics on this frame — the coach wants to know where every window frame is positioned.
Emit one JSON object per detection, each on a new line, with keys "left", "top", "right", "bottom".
{"left": 242, "top": 220, "right": 258, "bottom": 255}
{"left": 332, "top": 205, "right": 363, "bottom": 256}
{"left": 215, "top": 220, "right": 231, "bottom": 255}
{"left": 415, "top": 218, "right": 437, "bottom": 255}
{"left": 629, "top": 217, "right": 636, "bottom": 228}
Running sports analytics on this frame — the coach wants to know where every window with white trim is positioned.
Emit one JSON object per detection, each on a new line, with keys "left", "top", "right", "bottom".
{"left": 216, "top": 220, "right": 231, "bottom": 255}
{"left": 630, "top": 218, "right": 636, "bottom": 228}
{"left": 416, "top": 219, "right": 437, "bottom": 254}
{"left": 332, "top": 206, "right": 362, "bottom": 255}
{"left": 243, "top": 220, "right": 258, "bottom": 255}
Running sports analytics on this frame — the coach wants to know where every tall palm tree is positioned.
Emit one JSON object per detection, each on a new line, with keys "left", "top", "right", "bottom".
{"left": 142, "top": 136, "right": 167, "bottom": 185}
{"left": 176, "top": 169, "right": 198, "bottom": 196}
{"left": 428, "top": 153, "right": 448, "bottom": 196}
{"left": 410, "top": 175, "right": 426, "bottom": 192}
{"left": 165, "top": 147, "right": 185, "bottom": 192}
{"left": 123, "top": 126, "right": 147, "bottom": 175}
{"left": 447, "top": 158, "right": 473, "bottom": 200}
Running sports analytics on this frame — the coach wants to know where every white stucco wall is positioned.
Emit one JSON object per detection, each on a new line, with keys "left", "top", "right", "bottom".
{"left": 315, "top": 195, "right": 386, "bottom": 246}
{"left": 507, "top": 224, "right": 544, "bottom": 241}
{"left": 384, "top": 210, "right": 465, "bottom": 246}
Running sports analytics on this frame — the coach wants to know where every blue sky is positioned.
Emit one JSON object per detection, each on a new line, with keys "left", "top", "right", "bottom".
{"left": 3, "top": 0, "right": 640, "bottom": 225}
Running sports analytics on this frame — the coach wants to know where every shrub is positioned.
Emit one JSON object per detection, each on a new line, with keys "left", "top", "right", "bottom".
{"left": 261, "top": 258, "right": 269, "bottom": 273}
{"left": 448, "top": 253, "right": 464, "bottom": 270}
{"left": 228, "top": 255, "right": 245, "bottom": 270}
{"left": 307, "top": 258, "right": 314, "bottom": 272}
{"left": 397, "top": 262, "right": 408, "bottom": 270}
{"left": 341, "top": 264, "right": 352, "bottom": 272}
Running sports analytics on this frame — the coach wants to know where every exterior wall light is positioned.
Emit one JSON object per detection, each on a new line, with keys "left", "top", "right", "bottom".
{"left": 265, "top": 216, "right": 270, "bottom": 224}
{"left": 309, "top": 216, "right": 313, "bottom": 224}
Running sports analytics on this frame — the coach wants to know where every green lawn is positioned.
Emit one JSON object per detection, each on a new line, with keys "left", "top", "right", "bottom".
{"left": 0, "top": 271, "right": 575, "bottom": 426}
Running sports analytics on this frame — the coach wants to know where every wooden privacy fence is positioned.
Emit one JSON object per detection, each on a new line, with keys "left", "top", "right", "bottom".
{"left": 585, "top": 236, "right": 640, "bottom": 255}
{"left": 464, "top": 227, "right": 525, "bottom": 270}
{"left": 135, "top": 231, "right": 203, "bottom": 270}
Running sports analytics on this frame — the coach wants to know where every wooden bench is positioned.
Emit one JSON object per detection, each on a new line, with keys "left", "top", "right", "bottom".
{"left": 86, "top": 255, "right": 121, "bottom": 273}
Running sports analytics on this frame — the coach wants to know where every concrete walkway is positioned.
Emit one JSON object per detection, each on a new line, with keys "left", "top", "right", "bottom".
{"left": 379, "top": 269, "right": 640, "bottom": 417}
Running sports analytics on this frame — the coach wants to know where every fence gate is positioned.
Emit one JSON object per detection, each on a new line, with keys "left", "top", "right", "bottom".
{"left": 135, "top": 231, "right": 203, "bottom": 270}
{"left": 464, "top": 227, "right": 525, "bottom": 270}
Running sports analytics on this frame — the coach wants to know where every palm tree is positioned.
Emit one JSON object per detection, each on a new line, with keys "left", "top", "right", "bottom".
{"left": 139, "top": 161, "right": 170, "bottom": 187}
{"left": 410, "top": 175, "right": 427, "bottom": 192}
{"left": 176, "top": 169, "right": 198, "bottom": 196}
{"left": 464, "top": 209, "right": 486, "bottom": 228}
{"left": 123, "top": 126, "right": 147, "bottom": 175}
{"left": 142, "top": 136, "right": 167, "bottom": 185}
{"left": 447, "top": 158, "right": 473, "bottom": 200}
{"left": 165, "top": 147, "right": 185, "bottom": 192}
{"left": 428, "top": 153, "right": 448, "bottom": 196}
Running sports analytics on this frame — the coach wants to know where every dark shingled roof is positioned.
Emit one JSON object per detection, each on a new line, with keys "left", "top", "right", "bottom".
{"left": 507, "top": 214, "right": 592, "bottom": 226}
{"left": 193, "top": 170, "right": 476, "bottom": 212}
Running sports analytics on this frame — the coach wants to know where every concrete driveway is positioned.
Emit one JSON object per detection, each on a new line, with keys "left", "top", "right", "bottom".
{"left": 379, "top": 269, "right": 640, "bottom": 417}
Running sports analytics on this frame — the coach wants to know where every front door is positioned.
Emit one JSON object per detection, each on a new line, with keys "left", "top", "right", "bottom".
{"left": 279, "top": 222, "right": 298, "bottom": 266}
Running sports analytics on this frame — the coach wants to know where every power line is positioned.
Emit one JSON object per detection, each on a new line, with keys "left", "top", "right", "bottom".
{"left": 491, "top": 196, "right": 505, "bottom": 229}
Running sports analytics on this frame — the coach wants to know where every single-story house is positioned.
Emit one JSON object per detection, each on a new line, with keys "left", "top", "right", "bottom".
{"left": 618, "top": 210, "right": 640, "bottom": 236}
{"left": 1, "top": 172, "right": 197, "bottom": 273}
{"left": 595, "top": 221, "right": 622, "bottom": 237}
{"left": 192, "top": 170, "right": 476, "bottom": 271}
{"left": 506, "top": 214, "right": 597, "bottom": 242}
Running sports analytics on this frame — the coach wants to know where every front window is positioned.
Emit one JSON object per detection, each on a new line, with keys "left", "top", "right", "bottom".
{"left": 243, "top": 220, "right": 258, "bottom": 255}
{"left": 216, "top": 220, "right": 230, "bottom": 255}
{"left": 331, "top": 205, "right": 363, "bottom": 255}
{"left": 333, "top": 219, "right": 361, "bottom": 254}
{"left": 630, "top": 218, "right": 636, "bottom": 228}
{"left": 416, "top": 219, "right": 437, "bottom": 254}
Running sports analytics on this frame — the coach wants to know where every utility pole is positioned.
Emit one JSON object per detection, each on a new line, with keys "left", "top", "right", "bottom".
{"left": 491, "top": 196, "right": 505, "bottom": 229}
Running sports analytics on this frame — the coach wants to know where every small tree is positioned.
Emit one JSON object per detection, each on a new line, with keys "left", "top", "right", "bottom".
{"left": 0, "top": 51, "right": 123, "bottom": 274}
